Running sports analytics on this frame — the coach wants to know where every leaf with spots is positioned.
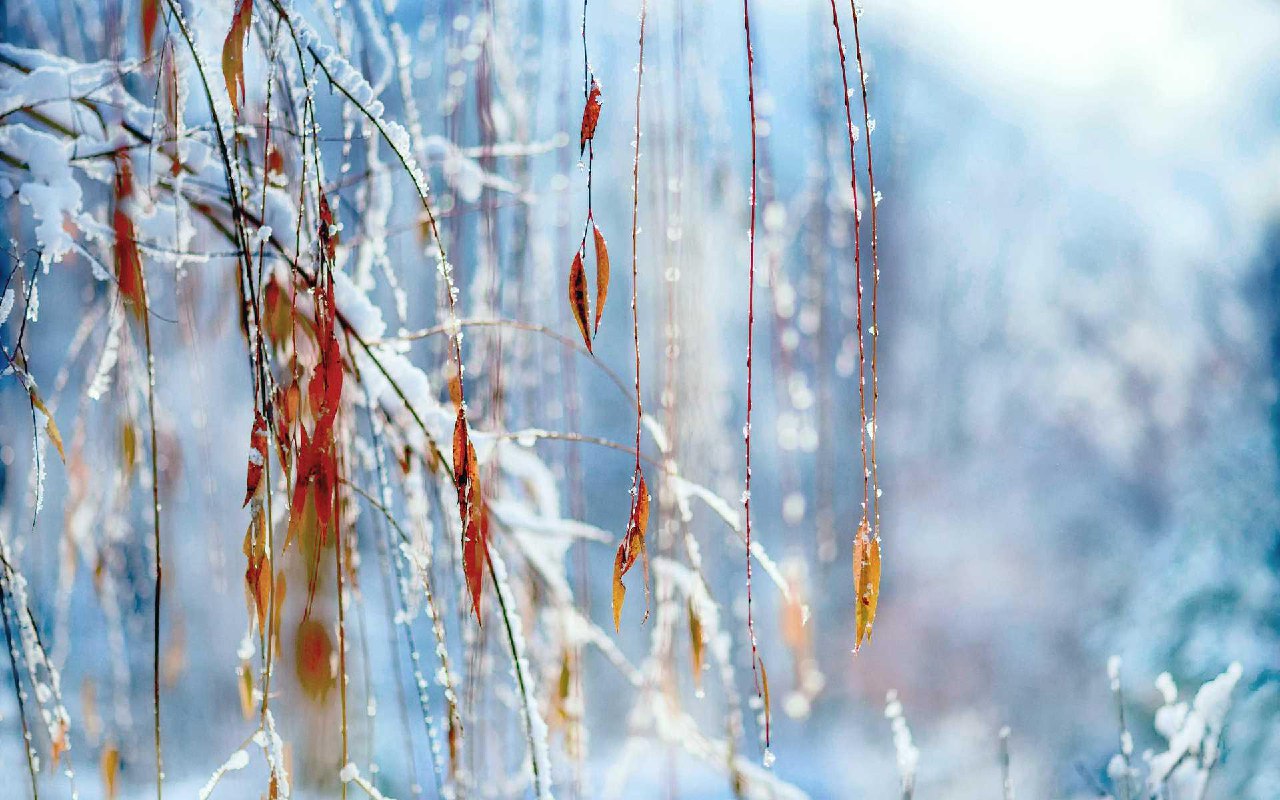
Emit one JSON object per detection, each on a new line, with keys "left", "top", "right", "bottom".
{"left": 568, "top": 249, "right": 592, "bottom": 353}
{"left": 853, "top": 518, "right": 881, "bottom": 652}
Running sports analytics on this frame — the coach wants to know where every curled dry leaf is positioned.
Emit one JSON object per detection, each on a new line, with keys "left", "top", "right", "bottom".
{"left": 611, "top": 470, "right": 650, "bottom": 631}
{"left": 243, "top": 410, "right": 268, "bottom": 506}
{"left": 579, "top": 78, "right": 603, "bottom": 155}
{"left": 568, "top": 249, "right": 592, "bottom": 352}
{"left": 454, "top": 407, "right": 488, "bottom": 620}
{"left": 222, "top": 0, "right": 253, "bottom": 115}
{"left": 592, "top": 223, "right": 610, "bottom": 336}
{"left": 852, "top": 519, "right": 881, "bottom": 652}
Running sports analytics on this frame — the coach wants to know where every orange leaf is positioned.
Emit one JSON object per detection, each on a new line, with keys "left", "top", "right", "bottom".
{"left": 579, "top": 79, "right": 602, "bottom": 154}
{"left": 454, "top": 409, "right": 488, "bottom": 619}
{"left": 689, "top": 601, "right": 704, "bottom": 690}
{"left": 243, "top": 410, "right": 268, "bottom": 506}
{"left": 222, "top": 0, "right": 252, "bottom": 115}
{"left": 611, "top": 545, "right": 627, "bottom": 633}
{"left": 568, "top": 249, "right": 591, "bottom": 353}
{"left": 853, "top": 519, "right": 881, "bottom": 652}
{"left": 101, "top": 744, "right": 120, "bottom": 799}
{"left": 592, "top": 223, "right": 610, "bottom": 336}
{"left": 611, "top": 470, "right": 650, "bottom": 630}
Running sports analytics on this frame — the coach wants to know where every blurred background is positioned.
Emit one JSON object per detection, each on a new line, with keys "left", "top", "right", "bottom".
{"left": 2, "top": 0, "right": 1280, "bottom": 797}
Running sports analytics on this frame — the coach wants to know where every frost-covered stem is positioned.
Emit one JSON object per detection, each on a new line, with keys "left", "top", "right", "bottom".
{"left": 851, "top": 1, "right": 880, "bottom": 538}
{"left": 740, "top": 0, "right": 766, "bottom": 742}
{"left": 827, "top": 0, "right": 869, "bottom": 525}
{"left": 383, "top": 317, "right": 634, "bottom": 403}
{"left": 630, "top": 0, "right": 648, "bottom": 480}
{"left": 335, "top": 487, "right": 350, "bottom": 800}
{"left": 266, "top": 0, "right": 472, "bottom": 418}
{"left": 486, "top": 551, "right": 552, "bottom": 800}
{"left": 0, "top": 576, "right": 39, "bottom": 800}
{"left": 139, "top": 262, "right": 164, "bottom": 800}
{"left": 355, "top": 399, "right": 451, "bottom": 796}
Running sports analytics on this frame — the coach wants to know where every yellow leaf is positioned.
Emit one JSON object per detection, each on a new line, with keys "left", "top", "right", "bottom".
{"left": 611, "top": 544, "right": 627, "bottom": 632}
{"left": 854, "top": 523, "right": 881, "bottom": 652}
{"left": 29, "top": 389, "right": 65, "bottom": 463}
{"left": 101, "top": 744, "right": 120, "bottom": 800}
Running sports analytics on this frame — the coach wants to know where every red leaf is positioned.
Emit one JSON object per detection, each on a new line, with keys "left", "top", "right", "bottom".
{"left": 141, "top": 0, "right": 159, "bottom": 62}
{"left": 568, "top": 249, "right": 592, "bottom": 353}
{"left": 454, "top": 409, "right": 488, "bottom": 619}
{"left": 243, "top": 410, "right": 268, "bottom": 506}
{"left": 222, "top": 0, "right": 252, "bottom": 115}
{"left": 112, "top": 151, "right": 146, "bottom": 318}
{"left": 592, "top": 223, "right": 610, "bottom": 336}
{"left": 579, "top": 79, "right": 603, "bottom": 155}
{"left": 294, "top": 618, "right": 334, "bottom": 701}
{"left": 318, "top": 193, "right": 338, "bottom": 265}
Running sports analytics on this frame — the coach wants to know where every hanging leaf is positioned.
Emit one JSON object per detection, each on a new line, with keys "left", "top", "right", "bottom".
{"left": 853, "top": 519, "right": 881, "bottom": 652}
{"left": 243, "top": 410, "right": 268, "bottom": 506}
{"left": 592, "top": 223, "right": 610, "bottom": 336}
{"left": 222, "top": 0, "right": 252, "bottom": 115}
{"left": 112, "top": 151, "right": 146, "bottom": 319}
{"left": 757, "top": 653, "right": 772, "bottom": 747}
{"left": 579, "top": 78, "right": 603, "bottom": 155}
{"left": 611, "top": 470, "right": 650, "bottom": 631}
{"left": 454, "top": 408, "right": 488, "bottom": 619}
{"left": 29, "top": 389, "right": 66, "bottom": 463}
{"left": 141, "top": 0, "right": 159, "bottom": 62}
{"left": 568, "top": 249, "right": 592, "bottom": 353}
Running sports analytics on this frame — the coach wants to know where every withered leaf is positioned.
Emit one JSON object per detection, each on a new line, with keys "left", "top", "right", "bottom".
{"left": 592, "top": 223, "right": 610, "bottom": 336}
{"left": 852, "top": 519, "right": 881, "bottom": 652}
{"left": 579, "top": 79, "right": 602, "bottom": 155}
{"left": 611, "top": 470, "right": 650, "bottom": 631}
{"left": 243, "top": 410, "right": 268, "bottom": 506}
{"left": 454, "top": 408, "right": 488, "bottom": 620}
{"left": 101, "top": 744, "right": 120, "bottom": 800}
{"left": 568, "top": 249, "right": 592, "bottom": 353}
{"left": 29, "top": 389, "right": 66, "bottom": 460}
{"left": 222, "top": 0, "right": 252, "bottom": 115}
{"left": 689, "top": 601, "right": 704, "bottom": 690}
{"left": 141, "top": 0, "right": 159, "bottom": 62}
